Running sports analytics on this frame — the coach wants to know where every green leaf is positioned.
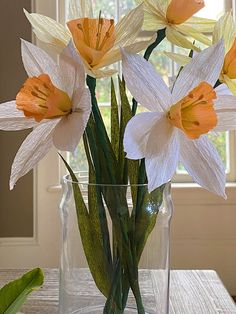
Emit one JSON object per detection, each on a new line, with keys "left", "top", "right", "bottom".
{"left": 111, "top": 78, "right": 120, "bottom": 160}
{"left": 85, "top": 135, "right": 113, "bottom": 268}
{"left": 60, "top": 154, "right": 112, "bottom": 298}
{"left": 118, "top": 77, "right": 139, "bottom": 200}
{"left": 86, "top": 75, "right": 120, "bottom": 184}
{"left": 0, "top": 268, "right": 44, "bottom": 314}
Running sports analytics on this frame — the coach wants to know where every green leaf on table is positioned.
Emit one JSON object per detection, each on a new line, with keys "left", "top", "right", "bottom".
{"left": 0, "top": 268, "right": 44, "bottom": 314}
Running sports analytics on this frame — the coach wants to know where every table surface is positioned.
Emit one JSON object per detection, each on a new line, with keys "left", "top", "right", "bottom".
{"left": 0, "top": 269, "right": 236, "bottom": 314}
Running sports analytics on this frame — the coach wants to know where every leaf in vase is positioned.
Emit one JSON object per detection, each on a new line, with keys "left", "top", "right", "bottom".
{"left": 118, "top": 77, "right": 139, "bottom": 201}
{"left": 60, "top": 154, "right": 112, "bottom": 298}
{"left": 111, "top": 78, "right": 120, "bottom": 160}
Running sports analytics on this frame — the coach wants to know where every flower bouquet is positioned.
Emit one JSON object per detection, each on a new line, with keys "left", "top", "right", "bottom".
{"left": 1, "top": 0, "right": 236, "bottom": 313}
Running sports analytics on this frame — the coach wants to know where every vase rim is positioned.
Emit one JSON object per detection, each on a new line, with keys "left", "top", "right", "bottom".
{"left": 63, "top": 173, "right": 171, "bottom": 189}
{"left": 63, "top": 173, "right": 148, "bottom": 187}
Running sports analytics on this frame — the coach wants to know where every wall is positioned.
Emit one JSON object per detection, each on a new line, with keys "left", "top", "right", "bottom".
{"left": 0, "top": 0, "right": 33, "bottom": 237}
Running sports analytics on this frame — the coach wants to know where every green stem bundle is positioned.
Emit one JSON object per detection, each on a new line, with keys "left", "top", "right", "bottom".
{"left": 61, "top": 27, "right": 167, "bottom": 314}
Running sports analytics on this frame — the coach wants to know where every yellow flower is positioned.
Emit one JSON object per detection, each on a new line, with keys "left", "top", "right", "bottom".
{"left": 165, "top": 12, "right": 236, "bottom": 95}
{"left": 137, "top": 0, "right": 215, "bottom": 50}
{"left": 213, "top": 12, "right": 236, "bottom": 94}
{"left": 24, "top": 0, "right": 155, "bottom": 78}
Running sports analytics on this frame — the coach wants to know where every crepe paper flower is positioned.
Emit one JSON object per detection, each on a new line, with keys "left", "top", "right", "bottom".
{"left": 0, "top": 40, "right": 91, "bottom": 189}
{"left": 136, "top": 0, "right": 215, "bottom": 51}
{"left": 122, "top": 40, "right": 236, "bottom": 198}
{"left": 213, "top": 12, "right": 236, "bottom": 95}
{"left": 23, "top": 1, "right": 93, "bottom": 54}
{"left": 165, "top": 12, "right": 236, "bottom": 95}
{"left": 24, "top": 2, "right": 155, "bottom": 78}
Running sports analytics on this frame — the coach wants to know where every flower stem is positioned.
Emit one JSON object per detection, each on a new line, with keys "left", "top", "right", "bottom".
{"left": 144, "top": 28, "right": 166, "bottom": 61}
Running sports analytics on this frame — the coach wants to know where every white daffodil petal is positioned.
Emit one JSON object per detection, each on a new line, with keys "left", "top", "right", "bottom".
{"left": 185, "top": 16, "right": 216, "bottom": 32}
{"left": 89, "top": 68, "right": 117, "bottom": 79}
{"left": 121, "top": 49, "right": 171, "bottom": 111}
{"left": 114, "top": 4, "right": 144, "bottom": 48}
{"left": 175, "top": 24, "right": 211, "bottom": 46}
{"left": 214, "top": 95, "right": 236, "bottom": 131}
{"left": 164, "top": 51, "right": 191, "bottom": 67}
{"left": 53, "top": 113, "right": 88, "bottom": 152}
{"left": 68, "top": 0, "right": 93, "bottom": 20}
{"left": 72, "top": 87, "right": 91, "bottom": 117}
{"left": 213, "top": 12, "right": 235, "bottom": 52}
{"left": 99, "top": 36, "right": 156, "bottom": 69}
{"left": 124, "top": 112, "right": 163, "bottom": 159}
{"left": 166, "top": 27, "right": 199, "bottom": 51}
{"left": 10, "top": 119, "right": 60, "bottom": 190}
{"left": 215, "top": 83, "right": 233, "bottom": 96}
{"left": 172, "top": 40, "right": 225, "bottom": 102}
{"left": 141, "top": 0, "right": 168, "bottom": 28}
{"left": 145, "top": 0, "right": 169, "bottom": 17}
{"left": 0, "top": 101, "right": 36, "bottom": 130}
{"left": 24, "top": 9, "right": 70, "bottom": 46}
{"left": 146, "top": 116, "right": 175, "bottom": 157}
{"left": 180, "top": 134, "right": 226, "bottom": 198}
{"left": 143, "top": 11, "right": 167, "bottom": 31}
{"left": 71, "top": 82, "right": 90, "bottom": 112}
{"left": 32, "top": 29, "right": 65, "bottom": 54}
{"left": 53, "top": 87, "right": 91, "bottom": 152}
{"left": 21, "top": 40, "right": 62, "bottom": 88}
{"left": 59, "top": 41, "right": 85, "bottom": 100}
{"left": 145, "top": 126, "right": 179, "bottom": 192}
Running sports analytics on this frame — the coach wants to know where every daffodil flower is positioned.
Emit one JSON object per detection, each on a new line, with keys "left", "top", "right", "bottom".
{"left": 213, "top": 12, "right": 236, "bottom": 94}
{"left": 137, "top": 0, "right": 215, "bottom": 50}
{"left": 0, "top": 40, "right": 91, "bottom": 189}
{"left": 122, "top": 40, "right": 236, "bottom": 197}
{"left": 165, "top": 12, "right": 236, "bottom": 95}
{"left": 24, "top": 0, "right": 155, "bottom": 78}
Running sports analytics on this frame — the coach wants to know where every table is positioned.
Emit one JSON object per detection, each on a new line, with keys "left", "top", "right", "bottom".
{"left": 0, "top": 269, "right": 236, "bottom": 313}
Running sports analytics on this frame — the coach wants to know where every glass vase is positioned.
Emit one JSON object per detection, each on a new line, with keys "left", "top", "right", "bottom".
{"left": 59, "top": 176, "right": 173, "bottom": 314}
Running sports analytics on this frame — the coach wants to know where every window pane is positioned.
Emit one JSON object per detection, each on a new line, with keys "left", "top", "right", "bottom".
{"left": 91, "top": 0, "right": 115, "bottom": 18}
{"left": 195, "top": 0, "right": 226, "bottom": 19}
{"left": 119, "top": 0, "right": 135, "bottom": 16}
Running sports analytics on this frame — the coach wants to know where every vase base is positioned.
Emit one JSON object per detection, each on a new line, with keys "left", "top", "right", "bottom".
{"left": 71, "top": 305, "right": 151, "bottom": 314}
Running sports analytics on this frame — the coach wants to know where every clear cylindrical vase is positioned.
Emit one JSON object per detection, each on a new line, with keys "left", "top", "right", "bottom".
{"left": 59, "top": 176, "right": 173, "bottom": 314}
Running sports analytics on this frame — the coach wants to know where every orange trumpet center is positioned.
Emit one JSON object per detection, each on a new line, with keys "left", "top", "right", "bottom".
{"left": 166, "top": 0, "right": 205, "bottom": 25}
{"left": 67, "top": 12, "right": 115, "bottom": 67}
{"left": 167, "top": 82, "right": 217, "bottom": 139}
{"left": 223, "top": 38, "right": 236, "bottom": 79}
{"left": 16, "top": 74, "right": 72, "bottom": 122}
